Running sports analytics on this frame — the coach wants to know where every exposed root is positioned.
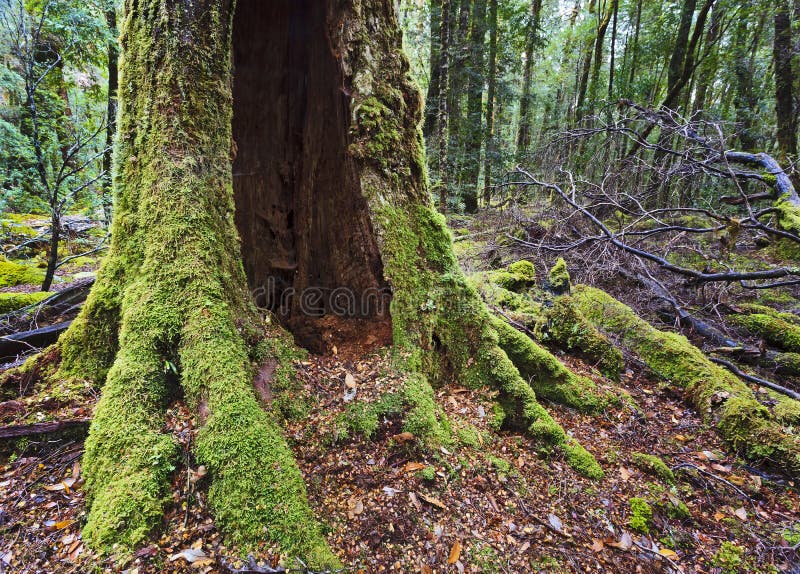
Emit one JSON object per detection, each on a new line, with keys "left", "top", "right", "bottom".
{"left": 573, "top": 285, "right": 800, "bottom": 476}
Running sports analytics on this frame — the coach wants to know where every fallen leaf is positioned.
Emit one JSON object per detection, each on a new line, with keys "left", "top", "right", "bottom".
{"left": 420, "top": 565, "right": 433, "bottom": 574}
{"left": 418, "top": 492, "right": 447, "bottom": 510}
{"left": 609, "top": 531, "right": 633, "bottom": 551}
{"left": 391, "top": 432, "right": 415, "bottom": 443}
{"left": 447, "top": 540, "right": 462, "bottom": 564}
{"left": 344, "top": 373, "right": 356, "bottom": 388}
{"left": 408, "top": 492, "right": 421, "bottom": 511}
{"left": 659, "top": 548, "right": 679, "bottom": 559}
{"left": 713, "top": 511, "right": 726, "bottom": 522}
{"left": 591, "top": 539, "right": 605, "bottom": 552}
{"left": 733, "top": 507, "right": 747, "bottom": 521}
{"left": 619, "top": 467, "right": 632, "bottom": 481}
{"left": 548, "top": 513, "right": 563, "bottom": 532}
{"left": 403, "top": 462, "right": 427, "bottom": 473}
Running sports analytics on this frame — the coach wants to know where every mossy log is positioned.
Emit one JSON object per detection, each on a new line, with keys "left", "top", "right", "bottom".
{"left": 573, "top": 285, "right": 800, "bottom": 476}
{"left": 3, "top": 0, "right": 602, "bottom": 566}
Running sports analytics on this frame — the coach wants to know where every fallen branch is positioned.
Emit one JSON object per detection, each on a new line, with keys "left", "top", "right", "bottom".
{"left": 0, "top": 321, "right": 71, "bottom": 362}
{"left": 0, "top": 418, "right": 90, "bottom": 439}
{"left": 672, "top": 463, "right": 755, "bottom": 507}
{"left": 709, "top": 357, "right": 800, "bottom": 401}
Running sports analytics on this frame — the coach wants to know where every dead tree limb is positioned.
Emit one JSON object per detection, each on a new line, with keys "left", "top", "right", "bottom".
{"left": 709, "top": 357, "right": 800, "bottom": 401}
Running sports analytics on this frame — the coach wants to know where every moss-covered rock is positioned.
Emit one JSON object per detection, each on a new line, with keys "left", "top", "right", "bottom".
{"left": 573, "top": 285, "right": 800, "bottom": 476}
{"left": 0, "top": 259, "right": 45, "bottom": 288}
{"left": 775, "top": 352, "right": 800, "bottom": 376}
{"left": 0, "top": 291, "right": 52, "bottom": 313}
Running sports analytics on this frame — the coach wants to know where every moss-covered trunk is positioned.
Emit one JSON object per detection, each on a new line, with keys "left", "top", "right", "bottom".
{"left": 46, "top": 0, "right": 601, "bottom": 565}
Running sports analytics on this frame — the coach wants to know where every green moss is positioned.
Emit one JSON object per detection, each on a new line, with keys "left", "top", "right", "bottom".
{"left": 0, "top": 259, "right": 45, "bottom": 287}
{"left": 731, "top": 313, "right": 800, "bottom": 352}
{"left": 662, "top": 496, "right": 691, "bottom": 520}
{"left": 563, "top": 437, "right": 604, "bottom": 479}
{"left": 490, "top": 315, "right": 615, "bottom": 414}
{"left": 573, "top": 285, "right": 800, "bottom": 476}
{"left": 418, "top": 466, "right": 436, "bottom": 481}
{"left": 630, "top": 453, "right": 676, "bottom": 485}
{"left": 775, "top": 352, "right": 800, "bottom": 376}
{"left": 352, "top": 97, "right": 404, "bottom": 171}
{"left": 456, "top": 424, "right": 482, "bottom": 448}
{"left": 738, "top": 303, "right": 800, "bottom": 325}
{"left": 0, "top": 291, "right": 52, "bottom": 313}
{"left": 774, "top": 194, "right": 800, "bottom": 235}
{"left": 487, "top": 260, "right": 537, "bottom": 294}
{"left": 772, "top": 392, "right": 800, "bottom": 425}
{"left": 712, "top": 541, "right": 745, "bottom": 574}
{"left": 628, "top": 497, "right": 653, "bottom": 533}
{"left": 335, "top": 392, "right": 403, "bottom": 440}
{"left": 548, "top": 258, "right": 571, "bottom": 295}
{"left": 401, "top": 374, "right": 452, "bottom": 446}
{"left": 544, "top": 296, "right": 624, "bottom": 380}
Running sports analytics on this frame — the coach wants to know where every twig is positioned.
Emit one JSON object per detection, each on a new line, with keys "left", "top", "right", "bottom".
{"left": 671, "top": 462, "right": 755, "bottom": 508}
{"left": 709, "top": 357, "right": 800, "bottom": 401}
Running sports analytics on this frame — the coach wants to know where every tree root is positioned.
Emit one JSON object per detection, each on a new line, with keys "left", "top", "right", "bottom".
{"left": 573, "top": 285, "right": 800, "bottom": 477}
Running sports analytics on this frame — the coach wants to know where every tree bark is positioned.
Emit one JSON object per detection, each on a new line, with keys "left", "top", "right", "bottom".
{"left": 482, "top": 0, "right": 498, "bottom": 206}
{"left": 462, "top": 0, "right": 487, "bottom": 213}
{"left": 29, "top": 0, "right": 600, "bottom": 564}
{"left": 102, "top": 8, "right": 119, "bottom": 225}
{"left": 775, "top": 0, "right": 798, "bottom": 164}
{"left": 516, "top": 0, "right": 542, "bottom": 155}
{"left": 423, "top": 0, "right": 443, "bottom": 140}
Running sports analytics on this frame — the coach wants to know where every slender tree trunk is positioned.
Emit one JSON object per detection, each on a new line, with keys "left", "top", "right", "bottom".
{"left": 626, "top": 0, "right": 642, "bottom": 94}
{"left": 516, "top": 0, "right": 542, "bottom": 158}
{"left": 482, "top": 0, "right": 498, "bottom": 206}
{"left": 41, "top": 212, "right": 59, "bottom": 292}
{"left": 447, "top": 0, "right": 471, "bottom": 187}
{"left": 423, "top": 0, "right": 443, "bottom": 140}
{"left": 667, "top": 0, "right": 698, "bottom": 106}
{"left": 586, "top": 0, "right": 616, "bottom": 115}
{"left": 691, "top": 2, "right": 723, "bottom": 118}
{"left": 775, "top": 0, "right": 798, "bottom": 163}
{"left": 437, "top": 0, "right": 453, "bottom": 210}
{"left": 102, "top": 8, "right": 118, "bottom": 225}
{"left": 462, "top": 0, "right": 487, "bottom": 213}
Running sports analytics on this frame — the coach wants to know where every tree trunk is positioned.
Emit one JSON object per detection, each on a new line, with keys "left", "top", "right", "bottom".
{"left": 437, "top": 0, "right": 453, "bottom": 210}
{"left": 101, "top": 8, "right": 119, "bottom": 225}
{"left": 423, "top": 0, "right": 442, "bottom": 140}
{"left": 37, "top": 0, "right": 600, "bottom": 565}
{"left": 516, "top": 0, "right": 542, "bottom": 156}
{"left": 462, "top": 0, "right": 487, "bottom": 213}
{"left": 775, "top": 0, "right": 798, "bottom": 164}
{"left": 482, "top": 0, "right": 498, "bottom": 206}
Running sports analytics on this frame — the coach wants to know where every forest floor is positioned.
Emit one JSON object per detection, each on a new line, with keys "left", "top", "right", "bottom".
{"left": 1, "top": 346, "right": 799, "bottom": 573}
{"left": 1, "top": 213, "right": 800, "bottom": 573}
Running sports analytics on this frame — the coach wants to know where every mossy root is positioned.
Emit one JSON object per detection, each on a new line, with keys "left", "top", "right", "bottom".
{"left": 573, "top": 285, "right": 800, "bottom": 476}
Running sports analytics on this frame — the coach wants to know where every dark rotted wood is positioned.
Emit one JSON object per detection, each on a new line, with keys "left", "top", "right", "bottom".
{"left": 0, "top": 321, "right": 71, "bottom": 362}
{"left": 0, "top": 418, "right": 90, "bottom": 439}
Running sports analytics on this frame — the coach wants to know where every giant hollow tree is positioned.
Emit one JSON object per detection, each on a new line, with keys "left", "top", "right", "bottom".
{"left": 17, "top": 0, "right": 616, "bottom": 567}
